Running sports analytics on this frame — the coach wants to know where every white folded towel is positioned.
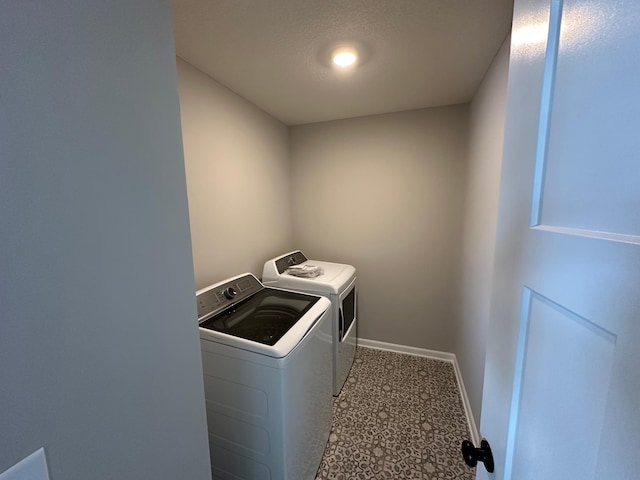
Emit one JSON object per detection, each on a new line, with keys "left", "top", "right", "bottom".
{"left": 284, "top": 264, "right": 324, "bottom": 278}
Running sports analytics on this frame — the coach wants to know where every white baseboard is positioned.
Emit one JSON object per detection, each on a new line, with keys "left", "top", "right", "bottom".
{"left": 451, "top": 354, "right": 481, "bottom": 446}
{"left": 357, "top": 338, "right": 480, "bottom": 445}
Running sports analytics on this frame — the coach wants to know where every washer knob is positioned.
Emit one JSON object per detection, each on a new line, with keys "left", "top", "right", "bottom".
{"left": 223, "top": 287, "right": 237, "bottom": 300}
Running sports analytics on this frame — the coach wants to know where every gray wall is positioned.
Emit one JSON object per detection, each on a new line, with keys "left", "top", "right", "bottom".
{"left": 290, "top": 107, "right": 468, "bottom": 353}
{"left": 455, "top": 36, "right": 511, "bottom": 427}
{"left": 0, "top": 2, "right": 211, "bottom": 479}
{"left": 176, "top": 59, "right": 293, "bottom": 289}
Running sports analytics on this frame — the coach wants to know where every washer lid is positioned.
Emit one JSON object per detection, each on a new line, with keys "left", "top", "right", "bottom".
{"left": 197, "top": 273, "right": 330, "bottom": 358}
{"left": 200, "top": 288, "right": 319, "bottom": 346}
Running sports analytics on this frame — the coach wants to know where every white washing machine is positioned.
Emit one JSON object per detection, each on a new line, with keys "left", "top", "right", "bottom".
{"left": 262, "top": 250, "right": 357, "bottom": 396}
{"left": 196, "top": 273, "right": 332, "bottom": 480}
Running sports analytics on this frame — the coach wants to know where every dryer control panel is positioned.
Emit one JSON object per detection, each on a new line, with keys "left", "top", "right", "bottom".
{"left": 275, "top": 250, "right": 308, "bottom": 274}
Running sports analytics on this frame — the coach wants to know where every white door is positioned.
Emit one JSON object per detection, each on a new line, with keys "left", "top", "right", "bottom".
{"left": 477, "top": 0, "right": 640, "bottom": 479}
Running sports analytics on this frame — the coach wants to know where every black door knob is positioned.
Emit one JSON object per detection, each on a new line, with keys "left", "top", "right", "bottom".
{"left": 461, "top": 439, "right": 494, "bottom": 473}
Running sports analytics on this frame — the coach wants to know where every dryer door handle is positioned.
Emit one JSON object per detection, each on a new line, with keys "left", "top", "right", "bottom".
{"left": 338, "top": 309, "right": 344, "bottom": 341}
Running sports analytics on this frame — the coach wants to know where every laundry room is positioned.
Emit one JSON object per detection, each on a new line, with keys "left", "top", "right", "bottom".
{"left": 173, "top": 0, "right": 510, "bottom": 449}
{"left": 2, "top": 0, "right": 509, "bottom": 477}
{"left": 7, "top": 0, "right": 634, "bottom": 479}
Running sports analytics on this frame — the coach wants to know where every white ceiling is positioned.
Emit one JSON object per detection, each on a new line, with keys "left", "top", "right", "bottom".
{"left": 172, "top": 0, "right": 513, "bottom": 126}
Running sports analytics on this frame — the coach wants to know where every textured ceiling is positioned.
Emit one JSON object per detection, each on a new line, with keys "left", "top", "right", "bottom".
{"left": 172, "top": 0, "right": 513, "bottom": 126}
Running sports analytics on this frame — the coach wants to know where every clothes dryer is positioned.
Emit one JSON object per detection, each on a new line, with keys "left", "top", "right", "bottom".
{"left": 262, "top": 251, "right": 357, "bottom": 396}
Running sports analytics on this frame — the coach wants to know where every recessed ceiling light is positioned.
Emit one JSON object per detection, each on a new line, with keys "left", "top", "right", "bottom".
{"left": 332, "top": 48, "right": 358, "bottom": 67}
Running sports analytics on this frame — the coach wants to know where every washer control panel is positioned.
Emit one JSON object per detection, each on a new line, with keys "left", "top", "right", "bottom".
{"left": 197, "top": 274, "right": 263, "bottom": 322}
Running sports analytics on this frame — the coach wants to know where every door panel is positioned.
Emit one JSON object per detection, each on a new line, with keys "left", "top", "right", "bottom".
{"left": 508, "top": 289, "right": 616, "bottom": 480}
{"left": 537, "top": 0, "right": 640, "bottom": 236}
{"left": 479, "top": 0, "right": 640, "bottom": 479}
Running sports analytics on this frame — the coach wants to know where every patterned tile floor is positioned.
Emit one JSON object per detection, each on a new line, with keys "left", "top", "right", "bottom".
{"left": 315, "top": 347, "right": 475, "bottom": 480}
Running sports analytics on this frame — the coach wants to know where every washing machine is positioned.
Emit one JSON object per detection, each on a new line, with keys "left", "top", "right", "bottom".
{"left": 196, "top": 273, "right": 332, "bottom": 480}
{"left": 262, "top": 250, "right": 357, "bottom": 396}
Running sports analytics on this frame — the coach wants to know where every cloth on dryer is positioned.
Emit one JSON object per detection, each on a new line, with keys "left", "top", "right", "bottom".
{"left": 285, "top": 264, "right": 324, "bottom": 278}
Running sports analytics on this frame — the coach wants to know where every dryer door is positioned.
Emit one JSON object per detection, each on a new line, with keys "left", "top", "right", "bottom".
{"left": 335, "top": 277, "right": 357, "bottom": 395}
{"left": 339, "top": 281, "right": 356, "bottom": 342}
